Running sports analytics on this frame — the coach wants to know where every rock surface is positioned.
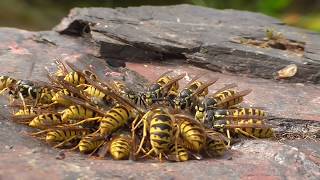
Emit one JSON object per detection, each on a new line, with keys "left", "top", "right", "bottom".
{"left": 55, "top": 4, "right": 320, "bottom": 84}
{"left": 0, "top": 5, "right": 319, "bottom": 180}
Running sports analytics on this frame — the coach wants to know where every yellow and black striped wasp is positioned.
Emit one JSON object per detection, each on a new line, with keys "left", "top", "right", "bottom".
{"left": 202, "top": 107, "right": 267, "bottom": 128}
{"left": 132, "top": 107, "right": 174, "bottom": 161}
{"left": 212, "top": 119, "right": 274, "bottom": 146}
{"left": 32, "top": 126, "right": 93, "bottom": 148}
{"left": 143, "top": 70, "right": 186, "bottom": 107}
{"left": 173, "top": 73, "right": 218, "bottom": 114}
{"left": 195, "top": 83, "right": 252, "bottom": 122}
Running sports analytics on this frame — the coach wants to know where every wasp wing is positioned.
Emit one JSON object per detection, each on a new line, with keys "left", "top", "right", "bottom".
{"left": 160, "top": 73, "right": 186, "bottom": 91}
{"left": 214, "top": 89, "right": 252, "bottom": 107}
{"left": 62, "top": 95, "right": 106, "bottom": 116}
{"left": 210, "top": 83, "right": 238, "bottom": 97}
{"left": 190, "top": 78, "right": 219, "bottom": 98}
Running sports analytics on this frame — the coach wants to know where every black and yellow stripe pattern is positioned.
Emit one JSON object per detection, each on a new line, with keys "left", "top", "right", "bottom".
{"left": 158, "top": 76, "right": 180, "bottom": 93}
{"left": 213, "top": 108, "right": 266, "bottom": 120}
{"left": 214, "top": 119, "right": 274, "bottom": 139}
{"left": 39, "top": 88, "right": 56, "bottom": 104}
{"left": 51, "top": 89, "right": 74, "bottom": 106}
{"left": 61, "top": 105, "right": 97, "bottom": 123}
{"left": 235, "top": 119, "right": 274, "bottom": 138}
{"left": 211, "top": 90, "right": 241, "bottom": 108}
{"left": 178, "top": 119, "right": 206, "bottom": 152}
{"left": 29, "top": 113, "right": 62, "bottom": 129}
{"left": 46, "top": 128, "right": 89, "bottom": 143}
{"left": 14, "top": 107, "right": 36, "bottom": 116}
{"left": 100, "top": 104, "right": 133, "bottom": 136}
{"left": 145, "top": 73, "right": 184, "bottom": 106}
{"left": 110, "top": 136, "right": 131, "bottom": 160}
{"left": 64, "top": 71, "right": 87, "bottom": 86}
{"left": 188, "top": 81, "right": 208, "bottom": 96}
{"left": 0, "top": 76, "right": 16, "bottom": 92}
{"left": 78, "top": 135, "right": 104, "bottom": 153}
{"left": 149, "top": 113, "right": 173, "bottom": 154}
{"left": 168, "top": 144, "right": 189, "bottom": 161}
{"left": 205, "top": 132, "right": 227, "bottom": 157}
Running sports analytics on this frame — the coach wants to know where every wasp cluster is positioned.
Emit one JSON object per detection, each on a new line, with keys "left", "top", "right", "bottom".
{"left": 0, "top": 60, "right": 274, "bottom": 162}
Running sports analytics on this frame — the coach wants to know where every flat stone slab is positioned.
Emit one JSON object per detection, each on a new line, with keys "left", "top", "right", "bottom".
{"left": 55, "top": 4, "right": 320, "bottom": 84}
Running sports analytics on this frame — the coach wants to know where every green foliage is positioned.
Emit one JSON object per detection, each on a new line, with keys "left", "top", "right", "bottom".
{"left": 0, "top": 0, "right": 319, "bottom": 32}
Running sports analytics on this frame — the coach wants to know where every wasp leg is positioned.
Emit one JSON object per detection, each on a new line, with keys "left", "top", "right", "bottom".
{"left": 174, "top": 124, "right": 180, "bottom": 161}
{"left": 0, "top": 88, "right": 8, "bottom": 95}
{"left": 66, "top": 144, "right": 79, "bottom": 152}
{"left": 18, "top": 92, "right": 27, "bottom": 109}
{"left": 53, "top": 136, "right": 77, "bottom": 148}
{"left": 226, "top": 129, "right": 231, "bottom": 148}
{"left": 236, "top": 129, "right": 259, "bottom": 139}
{"left": 28, "top": 129, "right": 52, "bottom": 136}
{"left": 132, "top": 116, "right": 143, "bottom": 130}
{"left": 76, "top": 84, "right": 90, "bottom": 89}
{"left": 88, "top": 141, "right": 106, "bottom": 157}
{"left": 141, "top": 148, "right": 155, "bottom": 159}
{"left": 131, "top": 116, "right": 140, "bottom": 160}
{"left": 135, "top": 119, "right": 148, "bottom": 155}
{"left": 68, "top": 117, "right": 101, "bottom": 126}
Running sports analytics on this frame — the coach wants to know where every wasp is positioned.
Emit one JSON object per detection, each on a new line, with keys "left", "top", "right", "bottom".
{"left": 62, "top": 92, "right": 141, "bottom": 137}
{"left": 76, "top": 83, "right": 112, "bottom": 106}
{"left": 38, "top": 87, "right": 56, "bottom": 105}
{"left": 202, "top": 107, "right": 266, "bottom": 127}
{"left": 76, "top": 134, "right": 106, "bottom": 154}
{"left": 0, "top": 76, "right": 17, "bottom": 94}
{"left": 53, "top": 59, "right": 69, "bottom": 77}
{"left": 112, "top": 80, "right": 145, "bottom": 107}
{"left": 25, "top": 126, "right": 91, "bottom": 149}
{"left": 8, "top": 80, "right": 43, "bottom": 108}
{"left": 63, "top": 71, "right": 87, "bottom": 86}
{"left": 13, "top": 106, "right": 37, "bottom": 116}
{"left": 144, "top": 71, "right": 186, "bottom": 106}
{"left": 173, "top": 74, "right": 218, "bottom": 113}
{"left": 133, "top": 107, "right": 174, "bottom": 161}
{"left": 195, "top": 83, "right": 251, "bottom": 121}
{"left": 28, "top": 113, "right": 63, "bottom": 129}
{"left": 48, "top": 89, "right": 75, "bottom": 106}
{"left": 204, "top": 129, "right": 228, "bottom": 157}
{"left": 213, "top": 119, "right": 274, "bottom": 146}
{"left": 60, "top": 105, "right": 99, "bottom": 124}
{"left": 109, "top": 134, "right": 132, "bottom": 160}
{"left": 166, "top": 143, "right": 189, "bottom": 162}
{"left": 173, "top": 114, "right": 206, "bottom": 153}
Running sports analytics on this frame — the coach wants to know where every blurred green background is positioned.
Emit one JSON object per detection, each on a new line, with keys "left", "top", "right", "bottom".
{"left": 0, "top": 0, "right": 319, "bottom": 32}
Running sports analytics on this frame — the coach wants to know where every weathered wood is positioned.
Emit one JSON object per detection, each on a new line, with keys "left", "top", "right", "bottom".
{"left": 55, "top": 5, "right": 320, "bottom": 84}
